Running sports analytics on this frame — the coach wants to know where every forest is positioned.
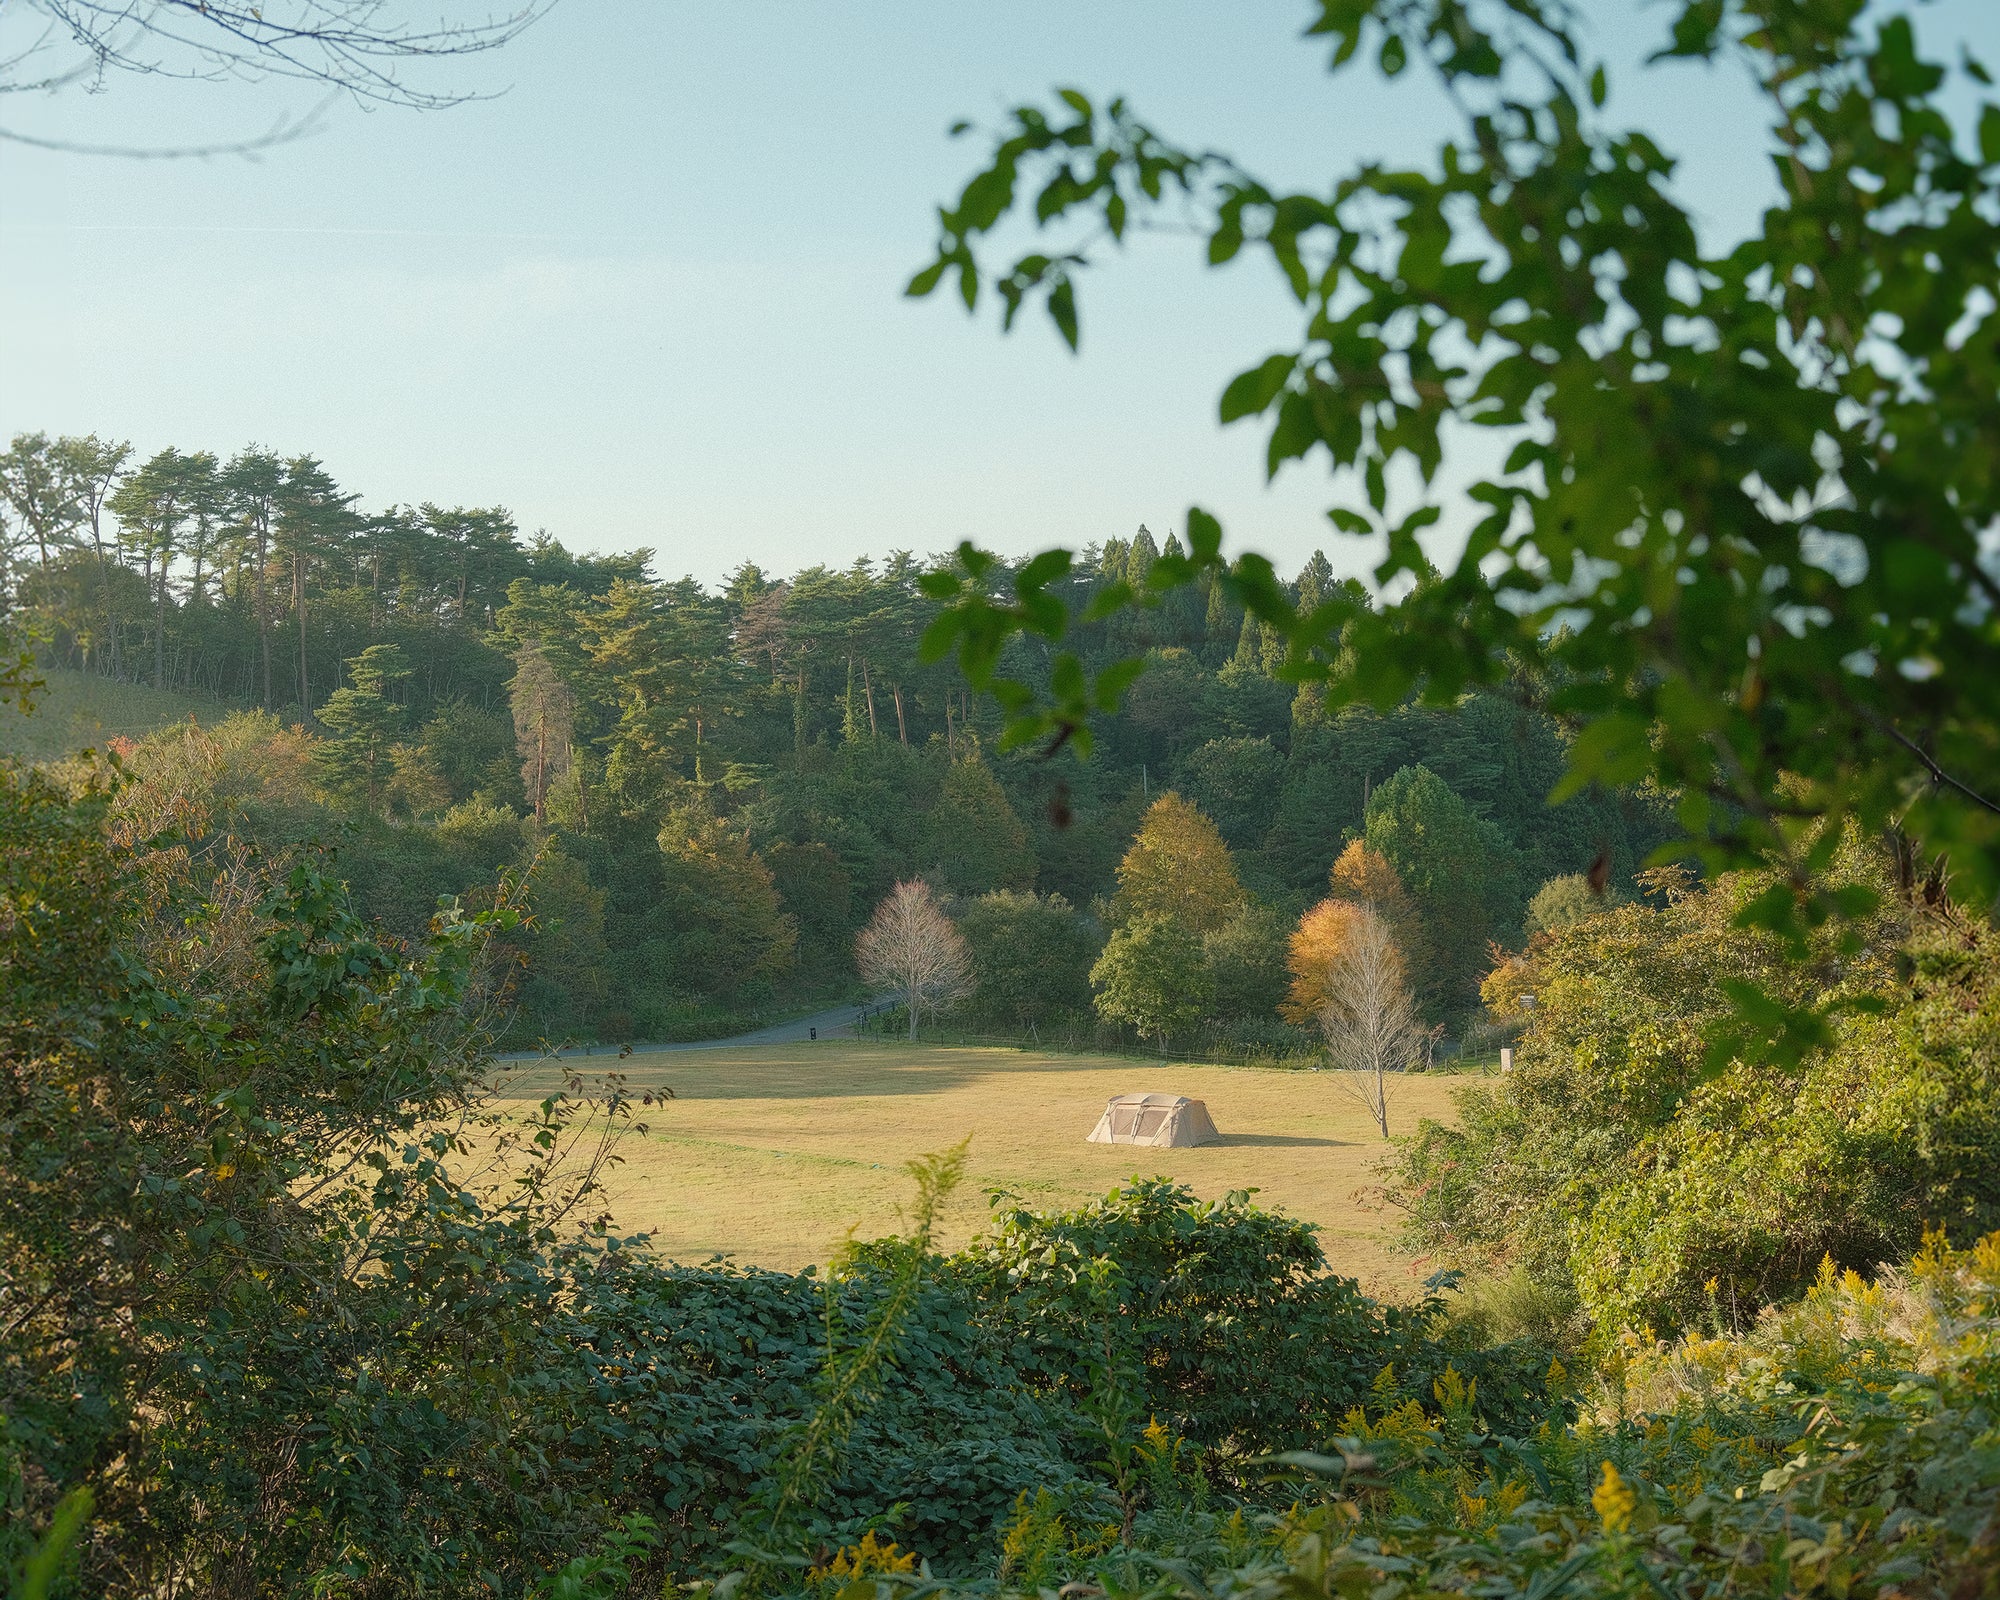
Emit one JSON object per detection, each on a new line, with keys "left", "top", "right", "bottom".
{"left": 8, "top": 0, "right": 2000, "bottom": 1595}
{"left": 0, "top": 427, "right": 1672, "bottom": 1051}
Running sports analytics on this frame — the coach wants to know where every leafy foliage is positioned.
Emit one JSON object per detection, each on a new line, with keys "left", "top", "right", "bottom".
{"left": 908, "top": 0, "right": 2000, "bottom": 1061}
{"left": 0, "top": 752, "right": 662, "bottom": 1589}
{"left": 1090, "top": 915, "right": 1210, "bottom": 1047}
{"left": 1390, "top": 841, "right": 2000, "bottom": 1334}
{"left": 1365, "top": 765, "right": 1519, "bottom": 1015}
{"left": 957, "top": 889, "right": 1100, "bottom": 1031}
{"left": 1112, "top": 793, "right": 1248, "bottom": 935}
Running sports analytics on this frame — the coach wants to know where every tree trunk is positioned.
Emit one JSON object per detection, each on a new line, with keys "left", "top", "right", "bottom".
{"left": 861, "top": 657, "right": 879, "bottom": 737}
{"left": 255, "top": 528, "right": 272, "bottom": 710}
{"left": 533, "top": 720, "right": 547, "bottom": 825}
{"left": 294, "top": 552, "right": 310, "bottom": 719}
{"left": 154, "top": 558, "right": 168, "bottom": 689}
{"left": 892, "top": 684, "right": 907, "bottom": 744}
{"left": 94, "top": 539, "right": 116, "bottom": 680}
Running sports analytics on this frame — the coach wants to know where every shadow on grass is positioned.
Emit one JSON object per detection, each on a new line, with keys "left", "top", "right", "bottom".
{"left": 1207, "top": 1133, "right": 1351, "bottom": 1149}
{"left": 495, "top": 1038, "right": 1369, "bottom": 1108}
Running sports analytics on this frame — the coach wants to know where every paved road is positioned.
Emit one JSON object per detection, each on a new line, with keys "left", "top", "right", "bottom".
{"left": 493, "top": 1000, "right": 890, "bottom": 1063}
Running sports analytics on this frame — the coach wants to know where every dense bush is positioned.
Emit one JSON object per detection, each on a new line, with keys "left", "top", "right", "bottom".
{"left": 956, "top": 1180, "right": 1556, "bottom": 1463}
{"left": 539, "top": 1253, "right": 1080, "bottom": 1571}
{"left": 675, "top": 1229, "right": 2000, "bottom": 1599}
{"left": 1388, "top": 845, "right": 2000, "bottom": 1335}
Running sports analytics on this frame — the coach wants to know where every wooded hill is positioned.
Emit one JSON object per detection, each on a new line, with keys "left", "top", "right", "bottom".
{"left": 2, "top": 433, "right": 1673, "bottom": 1045}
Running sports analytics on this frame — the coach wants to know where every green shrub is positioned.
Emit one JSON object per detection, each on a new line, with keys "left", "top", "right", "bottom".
{"left": 1389, "top": 845, "right": 2000, "bottom": 1336}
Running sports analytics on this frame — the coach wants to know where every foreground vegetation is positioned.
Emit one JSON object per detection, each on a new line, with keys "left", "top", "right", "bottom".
{"left": 6, "top": 743, "right": 1997, "bottom": 1595}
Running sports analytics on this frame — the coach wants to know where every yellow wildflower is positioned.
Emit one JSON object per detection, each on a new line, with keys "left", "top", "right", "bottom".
{"left": 815, "top": 1529, "right": 917, "bottom": 1582}
{"left": 1592, "top": 1461, "right": 1637, "bottom": 1534}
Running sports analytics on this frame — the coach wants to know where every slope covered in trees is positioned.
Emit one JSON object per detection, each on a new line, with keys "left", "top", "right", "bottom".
{"left": 0, "top": 433, "right": 1673, "bottom": 1044}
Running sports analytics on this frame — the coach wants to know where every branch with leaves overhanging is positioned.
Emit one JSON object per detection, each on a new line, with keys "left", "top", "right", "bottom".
{"left": 909, "top": 0, "right": 2000, "bottom": 1064}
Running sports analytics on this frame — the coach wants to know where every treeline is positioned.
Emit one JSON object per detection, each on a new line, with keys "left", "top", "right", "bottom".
{"left": 3, "top": 429, "right": 1673, "bottom": 1043}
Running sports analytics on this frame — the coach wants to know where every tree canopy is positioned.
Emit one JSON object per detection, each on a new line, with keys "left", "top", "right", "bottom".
{"left": 1111, "top": 793, "right": 1247, "bottom": 935}
{"left": 908, "top": 0, "right": 2000, "bottom": 1059}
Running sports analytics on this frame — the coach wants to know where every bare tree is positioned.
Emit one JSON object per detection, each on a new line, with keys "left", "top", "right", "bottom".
{"left": 856, "top": 879, "right": 971, "bottom": 1041}
{"left": 3, "top": 2, "right": 550, "bottom": 157}
{"left": 1316, "top": 907, "right": 1421, "bottom": 1138}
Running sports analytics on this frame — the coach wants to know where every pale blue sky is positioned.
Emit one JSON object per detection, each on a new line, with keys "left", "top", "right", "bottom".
{"left": 3, "top": 2, "right": 1993, "bottom": 586}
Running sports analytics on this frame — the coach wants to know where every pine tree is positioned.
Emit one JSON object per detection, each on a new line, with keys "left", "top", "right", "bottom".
{"left": 315, "top": 643, "right": 412, "bottom": 814}
{"left": 509, "top": 643, "right": 577, "bottom": 826}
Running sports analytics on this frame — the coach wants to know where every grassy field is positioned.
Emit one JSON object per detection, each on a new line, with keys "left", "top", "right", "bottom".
{"left": 496, "top": 1040, "right": 1474, "bottom": 1297}
{"left": 0, "top": 667, "right": 236, "bottom": 761}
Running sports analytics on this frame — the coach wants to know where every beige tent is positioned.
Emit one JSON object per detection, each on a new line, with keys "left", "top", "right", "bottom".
{"left": 1086, "top": 1093, "right": 1221, "bottom": 1148}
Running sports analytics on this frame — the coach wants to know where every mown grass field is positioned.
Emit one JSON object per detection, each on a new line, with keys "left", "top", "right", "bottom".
{"left": 0, "top": 666, "right": 235, "bottom": 761}
{"left": 495, "top": 1040, "right": 1474, "bottom": 1296}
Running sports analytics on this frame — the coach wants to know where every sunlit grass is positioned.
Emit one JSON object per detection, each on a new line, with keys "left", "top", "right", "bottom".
{"left": 494, "top": 1039, "right": 1470, "bottom": 1295}
{"left": 0, "top": 666, "right": 235, "bottom": 760}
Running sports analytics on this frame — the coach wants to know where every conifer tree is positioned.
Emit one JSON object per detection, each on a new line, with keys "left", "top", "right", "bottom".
{"left": 315, "top": 643, "right": 412, "bottom": 814}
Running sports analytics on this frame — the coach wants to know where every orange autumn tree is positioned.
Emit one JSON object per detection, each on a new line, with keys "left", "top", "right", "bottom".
{"left": 1283, "top": 842, "right": 1423, "bottom": 1022}
{"left": 1281, "top": 899, "right": 1364, "bottom": 1024}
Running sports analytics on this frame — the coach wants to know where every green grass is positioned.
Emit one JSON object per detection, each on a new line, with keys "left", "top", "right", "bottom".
{"left": 496, "top": 1039, "right": 1474, "bottom": 1296}
{"left": 0, "top": 667, "right": 240, "bottom": 762}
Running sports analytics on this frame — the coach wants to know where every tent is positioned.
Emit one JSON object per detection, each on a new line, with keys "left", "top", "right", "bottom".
{"left": 1086, "top": 1093, "right": 1221, "bottom": 1148}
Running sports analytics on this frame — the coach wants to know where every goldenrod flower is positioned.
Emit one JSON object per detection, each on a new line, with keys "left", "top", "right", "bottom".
{"left": 1592, "top": 1461, "right": 1637, "bottom": 1534}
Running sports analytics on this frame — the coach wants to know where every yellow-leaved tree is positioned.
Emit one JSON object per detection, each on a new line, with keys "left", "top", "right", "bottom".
{"left": 1111, "top": 793, "right": 1245, "bottom": 934}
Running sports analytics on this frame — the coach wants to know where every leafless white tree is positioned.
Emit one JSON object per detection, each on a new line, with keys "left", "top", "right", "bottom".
{"left": 1317, "top": 906, "right": 1421, "bottom": 1138}
{"left": 856, "top": 879, "right": 971, "bottom": 1041}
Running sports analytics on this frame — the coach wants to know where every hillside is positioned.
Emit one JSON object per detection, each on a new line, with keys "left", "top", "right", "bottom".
{"left": 0, "top": 668, "right": 240, "bottom": 762}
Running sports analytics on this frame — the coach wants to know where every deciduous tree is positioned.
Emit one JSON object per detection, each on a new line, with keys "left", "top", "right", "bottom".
{"left": 1111, "top": 792, "right": 1245, "bottom": 934}
{"left": 958, "top": 890, "right": 1097, "bottom": 1033}
{"left": 656, "top": 809, "right": 798, "bottom": 996}
{"left": 856, "top": 879, "right": 971, "bottom": 1039}
{"left": 1525, "top": 873, "right": 1625, "bottom": 938}
{"left": 1364, "top": 766, "right": 1516, "bottom": 1015}
{"left": 908, "top": 0, "right": 2000, "bottom": 1062}
{"left": 1090, "top": 914, "right": 1207, "bottom": 1050}
{"left": 1316, "top": 907, "right": 1421, "bottom": 1138}
{"left": 1282, "top": 898, "right": 1364, "bottom": 1026}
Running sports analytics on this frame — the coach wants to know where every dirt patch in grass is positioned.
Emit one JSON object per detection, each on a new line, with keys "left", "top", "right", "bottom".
{"left": 495, "top": 1039, "right": 1473, "bottom": 1298}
